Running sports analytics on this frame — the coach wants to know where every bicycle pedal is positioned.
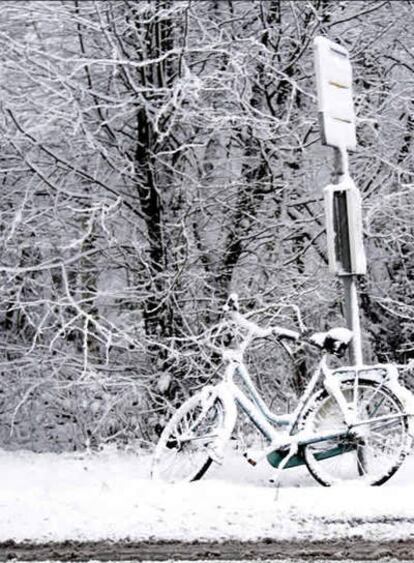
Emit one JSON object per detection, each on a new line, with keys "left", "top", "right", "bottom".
{"left": 243, "top": 451, "right": 257, "bottom": 466}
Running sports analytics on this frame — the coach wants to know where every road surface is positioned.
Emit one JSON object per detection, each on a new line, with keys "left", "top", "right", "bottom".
{"left": 1, "top": 539, "right": 414, "bottom": 561}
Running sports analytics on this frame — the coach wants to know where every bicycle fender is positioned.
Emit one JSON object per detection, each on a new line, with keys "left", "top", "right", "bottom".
{"left": 200, "top": 383, "right": 237, "bottom": 454}
{"left": 385, "top": 379, "right": 414, "bottom": 437}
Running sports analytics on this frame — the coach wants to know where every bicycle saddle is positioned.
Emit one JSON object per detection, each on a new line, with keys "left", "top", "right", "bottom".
{"left": 310, "top": 327, "right": 353, "bottom": 356}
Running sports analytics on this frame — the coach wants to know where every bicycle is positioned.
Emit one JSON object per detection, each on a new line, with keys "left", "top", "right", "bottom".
{"left": 151, "top": 294, "right": 413, "bottom": 486}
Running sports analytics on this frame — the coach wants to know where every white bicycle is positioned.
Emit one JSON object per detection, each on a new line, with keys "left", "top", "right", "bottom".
{"left": 152, "top": 295, "right": 413, "bottom": 486}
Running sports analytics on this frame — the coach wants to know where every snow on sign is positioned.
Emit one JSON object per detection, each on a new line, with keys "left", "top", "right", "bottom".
{"left": 314, "top": 36, "right": 356, "bottom": 150}
{"left": 324, "top": 175, "right": 367, "bottom": 275}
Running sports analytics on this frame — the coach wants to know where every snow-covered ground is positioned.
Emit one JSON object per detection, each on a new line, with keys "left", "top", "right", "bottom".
{"left": 1, "top": 446, "right": 414, "bottom": 544}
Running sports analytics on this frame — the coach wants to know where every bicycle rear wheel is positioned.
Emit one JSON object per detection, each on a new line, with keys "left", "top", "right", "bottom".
{"left": 151, "top": 392, "right": 227, "bottom": 483}
{"left": 301, "top": 379, "right": 411, "bottom": 486}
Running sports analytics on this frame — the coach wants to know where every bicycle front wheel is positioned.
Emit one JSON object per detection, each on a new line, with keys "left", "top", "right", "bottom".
{"left": 151, "top": 392, "right": 227, "bottom": 483}
{"left": 301, "top": 379, "right": 412, "bottom": 486}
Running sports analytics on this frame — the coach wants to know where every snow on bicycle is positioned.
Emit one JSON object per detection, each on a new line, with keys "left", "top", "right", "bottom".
{"left": 152, "top": 294, "right": 413, "bottom": 486}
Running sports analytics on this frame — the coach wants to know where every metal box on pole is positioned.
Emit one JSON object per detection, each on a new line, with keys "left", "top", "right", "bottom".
{"left": 324, "top": 176, "right": 367, "bottom": 276}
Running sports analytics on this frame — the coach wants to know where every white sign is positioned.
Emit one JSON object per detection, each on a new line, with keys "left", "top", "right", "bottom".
{"left": 314, "top": 36, "right": 356, "bottom": 151}
{"left": 324, "top": 175, "right": 366, "bottom": 275}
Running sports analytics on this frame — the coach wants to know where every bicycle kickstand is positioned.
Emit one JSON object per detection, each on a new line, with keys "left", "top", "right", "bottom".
{"left": 271, "top": 442, "right": 299, "bottom": 501}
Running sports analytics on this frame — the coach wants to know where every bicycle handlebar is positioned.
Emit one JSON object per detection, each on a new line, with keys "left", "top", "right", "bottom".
{"left": 223, "top": 293, "right": 353, "bottom": 356}
{"left": 227, "top": 308, "right": 300, "bottom": 341}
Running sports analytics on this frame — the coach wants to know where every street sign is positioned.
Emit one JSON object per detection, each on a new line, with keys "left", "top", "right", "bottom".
{"left": 314, "top": 36, "right": 356, "bottom": 151}
{"left": 324, "top": 176, "right": 366, "bottom": 275}
{"left": 314, "top": 37, "right": 364, "bottom": 364}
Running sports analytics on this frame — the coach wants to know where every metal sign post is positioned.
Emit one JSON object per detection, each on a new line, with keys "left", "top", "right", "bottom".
{"left": 314, "top": 36, "right": 366, "bottom": 365}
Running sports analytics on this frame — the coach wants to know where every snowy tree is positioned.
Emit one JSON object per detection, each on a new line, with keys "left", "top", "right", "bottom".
{"left": 0, "top": 0, "right": 413, "bottom": 450}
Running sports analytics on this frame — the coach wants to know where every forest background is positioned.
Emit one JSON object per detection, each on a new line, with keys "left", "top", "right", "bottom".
{"left": 0, "top": 0, "right": 413, "bottom": 452}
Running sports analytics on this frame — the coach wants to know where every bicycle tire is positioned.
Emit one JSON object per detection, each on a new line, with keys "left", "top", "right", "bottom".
{"left": 300, "top": 379, "right": 412, "bottom": 486}
{"left": 151, "top": 392, "right": 227, "bottom": 483}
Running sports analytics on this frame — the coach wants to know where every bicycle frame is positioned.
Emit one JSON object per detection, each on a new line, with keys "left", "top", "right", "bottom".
{"left": 188, "top": 295, "right": 414, "bottom": 475}
{"left": 205, "top": 347, "right": 406, "bottom": 469}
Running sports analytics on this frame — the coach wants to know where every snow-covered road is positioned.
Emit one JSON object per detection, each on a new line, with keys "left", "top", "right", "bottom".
{"left": 1, "top": 447, "right": 414, "bottom": 545}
